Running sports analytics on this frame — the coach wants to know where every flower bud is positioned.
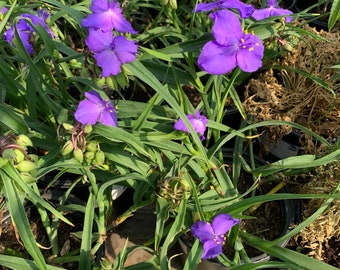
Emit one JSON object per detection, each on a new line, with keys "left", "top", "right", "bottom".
{"left": 84, "top": 151, "right": 95, "bottom": 163}
{"left": 73, "top": 148, "right": 84, "bottom": 163}
{"left": 57, "top": 109, "right": 69, "bottom": 124}
{"left": 86, "top": 141, "right": 98, "bottom": 152}
{"left": 16, "top": 135, "right": 33, "bottom": 148}
{"left": 13, "top": 149, "right": 25, "bottom": 164}
{"left": 2, "top": 148, "right": 17, "bottom": 160}
{"left": 61, "top": 140, "right": 74, "bottom": 156}
{"left": 62, "top": 123, "right": 74, "bottom": 131}
{"left": 15, "top": 160, "right": 37, "bottom": 172}
{"left": 20, "top": 172, "right": 36, "bottom": 184}
{"left": 95, "top": 150, "right": 105, "bottom": 165}
{"left": 83, "top": 124, "right": 93, "bottom": 134}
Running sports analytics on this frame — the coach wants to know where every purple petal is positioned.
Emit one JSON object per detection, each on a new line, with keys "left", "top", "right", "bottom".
{"left": 211, "top": 10, "right": 243, "bottom": 44}
{"left": 252, "top": 6, "right": 293, "bottom": 22}
{"left": 85, "top": 29, "right": 112, "bottom": 53}
{"left": 188, "top": 112, "right": 207, "bottom": 135}
{"left": 111, "top": 36, "right": 138, "bottom": 64}
{"left": 219, "top": 0, "right": 255, "bottom": 19}
{"left": 85, "top": 90, "right": 105, "bottom": 104}
{"left": 191, "top": 221, "right": 214, "bottom": 243}
{"left": 195, "top": 1, "right": 222, "bottom": 12}
{"left": 198, "top": 41, "right": 237, "bottom": 75}
{"left": 270, "top": 8, "right": 293, "bottom": 22}
{"left": 236, "top": 33, "right": 264, "bottom": 72}
{"left": 202, "top": 240, "right": 223, "bottom": 259}
{"left": 100, "top": 106, "right": 117, "bottom": 126}
{"left": 82, "top": 1, "right": 137, "bottom": 34}
{"left": 74, "top": 99, "right": 101, "bottom": 125}
{"left": 94, "top": 50, "right": 122, "bottom": 77}
{"left": 211, "top": 214, "right": 239, "bottom": 235}
{"left": 174, "top": 118, "right": 189, "bottom": 133}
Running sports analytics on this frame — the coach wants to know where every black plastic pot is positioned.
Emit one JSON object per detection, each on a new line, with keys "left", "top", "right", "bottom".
{"left": 290, "top": 0, "right": 333, "bottom": 30}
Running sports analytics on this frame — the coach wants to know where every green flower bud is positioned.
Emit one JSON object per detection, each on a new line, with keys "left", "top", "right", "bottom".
{"left": 13, "top": 149, "right": 25, "bottom": 164}
{"left": 83, "top": 124, "right": 93, "bottom": 134}
{"left": 61, "top": 140, "right": 74, "bottom": 157}
{"left": 62, "top": 123, "right": 74, "bottom": 131}
{"left": 2, "top": 148, "right": 17, "bottom": 160}
{"left": 57, "top": 109, "right": 69, "bottom": 124}
{"left": 169, "top": 0, "right": 177, "bottom": 9}
{"left": 86, "top": 141, "right": 98, "bottom": 152}
{"left": 16, "top": 135, "right": 33, "bottom": 148}
{"left": 84, "top": 151, "right": 95, "bottom": 163}
{"left": 20, "top": 172, "right": 36, "bottom": 184}
{"left": 95, "top": 77, "right": 106, "bottom": 88}
{"left": 69, "top": 59, "right": 82, "bottom": 69}
{"left": 73, "top": 148, "right": 84, "bottom": 163}
{"left": 95, "top": 150, "right": 105, "bottom": 165}
{"left": 15, "top": 160, "right": 37, "bottom": 172}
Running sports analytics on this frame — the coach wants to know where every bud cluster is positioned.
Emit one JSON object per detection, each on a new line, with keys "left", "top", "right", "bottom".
{"left": 0, "top": 134, "right": 38, "bottom": 183}
{"left": 61, "top": 124, "right": 108, "bottom": 169}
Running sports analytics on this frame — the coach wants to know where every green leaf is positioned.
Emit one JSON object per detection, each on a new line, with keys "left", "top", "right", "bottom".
{"left": 241, "top": 232, "right": 339, "bottom": 270}
{"left": 0, "top": 104, "right": 28, "bottom": 134}
{"left": 0, "top": 255, "right": 64, "bottom": 270}
{"left": 328, "top": 0, "right": 340, "bottom": 30}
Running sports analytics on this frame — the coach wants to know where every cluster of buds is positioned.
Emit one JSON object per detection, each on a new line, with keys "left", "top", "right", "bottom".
{"left": 156, "top": 175, "right": 191, "bottom": 211}
{"left": 61, "top": 123, "right": 107, "bottom": 169}
{"left": 0, "top": 134, "right": 38, "bottom": 183}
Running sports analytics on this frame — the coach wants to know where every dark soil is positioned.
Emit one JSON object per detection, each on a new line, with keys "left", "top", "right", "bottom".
{"left": 0, "top": 204, "right": 84, "bottom": 270}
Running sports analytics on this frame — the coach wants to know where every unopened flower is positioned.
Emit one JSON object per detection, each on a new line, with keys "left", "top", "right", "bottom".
{"left": 174, "top": 111, "right": 207, "bottom": 140}
{"left": 191, "top": 213, "right": 239, "bottom": 260}
{"left": 82, "top": 0, "right": 137, "bottom": 33}
{"left": 74, "top": 90, "right": 117, "bottom": 127}
{"left": 85, "top": 29, "right": 138, "bottom": 77}
{"left": 251, "top": 0, "right": 293, "bottom": 22}
{"left": 198, "top": 10, "right": 264, "bottom": 74}
{"left": 195, "top": 0, "right": 254, "bottom": 19}
{"left": 3, "top": 9, "right": 54, "bottom": 54}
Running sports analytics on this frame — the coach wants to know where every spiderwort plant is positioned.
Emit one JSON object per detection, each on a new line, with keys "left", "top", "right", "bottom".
{"left": 82, "top": 0, "right": 138, "bottom": 77}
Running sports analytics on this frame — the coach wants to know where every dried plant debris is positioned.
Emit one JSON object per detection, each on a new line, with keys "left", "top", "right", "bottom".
{"left": 243, "top": 25, "right": 340, "bottom": 153}
{"left": 291, "top": 160, "right": 340, "bottom": 267}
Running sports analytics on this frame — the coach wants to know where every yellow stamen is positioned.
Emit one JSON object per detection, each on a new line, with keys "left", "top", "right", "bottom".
{"left": 241, "top": 38, "right": 245, "bottom": 43}
{"left": 249, "top": 47, "right": 254, "bottom": 51}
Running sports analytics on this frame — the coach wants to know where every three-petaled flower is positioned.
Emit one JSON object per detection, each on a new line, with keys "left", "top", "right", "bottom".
{"left": 195, "top": 0, "right": 254, "bottom": 19}
{"left": 3, "top": 9, "right": 54, "bottom": 54}
{"left": 251, "top": 0, "right": 293, "bottom": 23}
{"left": 85, "top": 29, "right": 138, "bottom": 77}
{"left": 74, "top": 90, "right": 117, "bottom": 127}
{"left": 198, "top": 10, "right": 264, "bottom": 75}
{"left": 191, "top": 213, "right": 240, "bottom": 260}
{"left": 81, "top": 0, "right": 137, "bottom": 33}
{"left": 174, "top": 111, "right": 208, "bottom": 140}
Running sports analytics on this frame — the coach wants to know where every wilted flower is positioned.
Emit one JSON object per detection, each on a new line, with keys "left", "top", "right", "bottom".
{"left": 198, "top": 10, "right": 264, "bottom": 74}
{"left": 191, "top": 213, "right": 239, "bottom": 260}
{"left": 174, "top": 111, "right": 208, "bottom": 140}
{"left": 82, "top": 0, "right": 137, "bottom": 33}
{"left": 195, "top": 0, "right": 254, "bottom": 19}
{"left": 85, "top": 29, "right": 138, "bottom": 77}
{"left": 251, "top": 0, "right": 293, "bottom": 23}
{"left": 74, "top": 90, "right": 117, "bottom": 127}
{"left": 3, "top": 9, "right": 54, "bottom": 54}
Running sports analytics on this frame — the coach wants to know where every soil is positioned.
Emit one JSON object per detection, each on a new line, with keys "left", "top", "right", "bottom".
{"left": 0, "top": 202, "right": 84, "bottom": 269}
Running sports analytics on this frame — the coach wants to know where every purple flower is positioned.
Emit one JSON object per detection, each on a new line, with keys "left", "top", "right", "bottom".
{"left": 191, "top": 214, "right": 239, "bottom": 260}
{"left": 251, "top": 0, "right": 293, "bottom": 23}
{"left": 85, "top": 29, "right": 138, "bottom": 77}
{"left": 195, "top": 0, "right": 254, "bottom": 19}
{"left": 198, "top": 10, "right": 264, "bottom": 74}
{"left": 74, "top": 90, "right": 117, "bottom": 126}
{"left": 174, "top": 111, "right": 208, "bottom": 140}
{"left": 3, "top": 10, "right": 54, "bottom": 54}
{"left": 82, "top": 0, "right": 137, "bottom": 33}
